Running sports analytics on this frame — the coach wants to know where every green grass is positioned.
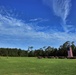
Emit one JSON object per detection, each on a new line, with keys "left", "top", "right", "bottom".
{"left": 0, "top": 57, "right": 76, "bottom": 75}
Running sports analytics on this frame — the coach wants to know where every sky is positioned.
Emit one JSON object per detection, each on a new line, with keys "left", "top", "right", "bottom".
{"left": 0, "top": 0, "right": 76, "bottom": 50}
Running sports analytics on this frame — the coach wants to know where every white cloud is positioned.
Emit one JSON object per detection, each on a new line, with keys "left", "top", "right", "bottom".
{"left": 53, "top": 0, "right": 71, "bottom": 32}
{"left": 29, "top": 18, "right": 39, "bottom": 21}
{"left": 52, "top": 0, "right": 71, "bottom": 22}
{"left": 42, "top": 0, "right": 73, "bottom": 33}
{"left": 0, "top": 6, "right": 76, "bottom": 48}
{"left": 29, "top": 18, "right": 49, "bottom": 22}
{"left": 1, "top": 11, "right": 75, "bottom": 41}
{"left": 0, "top": 7, "right": 49, "bottom": 39}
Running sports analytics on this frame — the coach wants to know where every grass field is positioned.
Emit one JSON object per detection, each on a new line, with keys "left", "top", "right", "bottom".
{"left": 0, "top": 57, "right": 76, "bottom": 75}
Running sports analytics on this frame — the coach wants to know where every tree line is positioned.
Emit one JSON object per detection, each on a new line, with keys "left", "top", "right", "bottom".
{"left": 0, "top": 41, "right": 76, "bottom": 57}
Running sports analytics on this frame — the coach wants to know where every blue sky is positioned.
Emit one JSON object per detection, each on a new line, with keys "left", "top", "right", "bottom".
{"left": 0, "top": 0, "right": 76, "bottom": 49}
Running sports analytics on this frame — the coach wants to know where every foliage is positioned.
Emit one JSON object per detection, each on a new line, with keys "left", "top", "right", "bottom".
{"left": 0, "top": 41, "right": 76, "bottom": 57}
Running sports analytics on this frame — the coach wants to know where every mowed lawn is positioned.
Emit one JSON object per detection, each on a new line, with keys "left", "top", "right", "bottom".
{"left": 0, "top": 57, "right": 76, "bottom": 75}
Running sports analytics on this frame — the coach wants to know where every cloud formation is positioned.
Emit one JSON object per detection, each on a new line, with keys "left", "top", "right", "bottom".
{"left": 53, "top": 0, "right": 71, "bottom": 32}
{"left": 0, "top": 6, "right": 50, "bottom": 40}
{"left": 43, "top": 0, "right": 72, "bottom": 33}
{"left": 53, "top": 0, "right": 71, "bottom": 22}
{"left": 0, "top": 6, "right": 76, "bottom": 48}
